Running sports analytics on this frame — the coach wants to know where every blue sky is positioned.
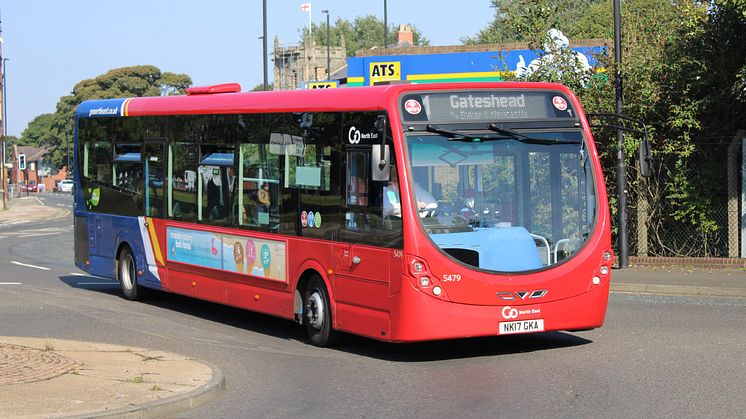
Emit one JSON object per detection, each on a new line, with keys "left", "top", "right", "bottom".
{"left": 1, "top": 1, "right": 494, "bottom": 137}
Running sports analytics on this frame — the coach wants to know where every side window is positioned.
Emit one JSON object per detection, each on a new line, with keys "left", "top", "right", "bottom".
{"left": 83, "top": 141, "right": 113, "bottom": 185}
{"left": 79, "top": 117, "right": 161, "bottom": 216}
{"left": 169, "top": 142, "right": 199, "bottom": 222}
{"left": 198, "top": 145, "right": 236, "bottom": 226}
{"left": 347, "top": 150, "right": 369, "bottom": 206}
{"left": 287, "top": 112, "right": 343, "bottom": 239}
{"left": 238, "top": 143, "right": 280, "bottom": 230}
{"left": 113, "top": 144, "right": 142, "bottom": 193}
{"left": 340, "top": 112, "right": 402, "bottom": 248}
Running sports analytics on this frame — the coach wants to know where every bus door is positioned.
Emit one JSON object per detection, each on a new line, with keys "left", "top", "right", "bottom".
{"left": 142, "top": 139, "right": 166, "bottom": 286}
{"left": 332, "top": 145, "right": 400, "bottom": 337}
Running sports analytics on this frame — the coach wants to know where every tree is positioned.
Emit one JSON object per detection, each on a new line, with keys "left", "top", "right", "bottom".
{"left": 20, "top": 114, "right": 57, "bottom": 146}
{"left": 23, "top": 65, "right": 192, "bottom": 170}
{"left": 462, "top": 0, "right": 604, "bottom": 45}
{"left": 467, "top": 0, "right": 746, "bottom": 257}
{"left": 250, "top": 83, "right": 274, "bottom": 92}
{"left": 304, "top": 15, "right": 429, "bottom": 56}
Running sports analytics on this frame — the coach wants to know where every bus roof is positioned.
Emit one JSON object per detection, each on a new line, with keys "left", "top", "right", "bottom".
{"left": 75, "top": 81, "right": 576, "bottom": 119}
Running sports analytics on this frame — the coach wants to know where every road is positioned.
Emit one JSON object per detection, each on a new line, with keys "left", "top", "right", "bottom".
{"left": 1, "top": 194, "right": 744, "bottom": 418}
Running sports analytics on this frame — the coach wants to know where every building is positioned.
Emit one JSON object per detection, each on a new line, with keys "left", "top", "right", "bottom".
{"left": 347, "top": 26, "right": 606, "bottom": 86}
{"left": 273, "top": 35, "right": 347, "bottom": 90}
{"left": 10, "top": 144, "right": 68, "bottom": 193}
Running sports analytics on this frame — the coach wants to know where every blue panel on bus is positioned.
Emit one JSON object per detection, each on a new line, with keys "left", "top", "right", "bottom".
{"left": 76, "top": 98, "right": 128, "bottom": 118}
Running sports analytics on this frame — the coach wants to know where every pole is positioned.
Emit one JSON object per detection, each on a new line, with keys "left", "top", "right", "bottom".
{"left": 262, "top": 0, "right": 268, "bottom": 91}
{"left": 0, "top": 17, "right": 6, "bottom": 210}
{"left": 613, "top": 0, "right": 628, "bottom": 268}
{"left": 383, "top": 0, "right": 388, "bottom": 47}
{"left": 322, "top": 10, "right": 330, "bottom": 79}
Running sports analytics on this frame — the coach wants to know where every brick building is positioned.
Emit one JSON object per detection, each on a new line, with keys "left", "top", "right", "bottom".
{"left": 10, "top": 144, "right": 68, "bottom": 193}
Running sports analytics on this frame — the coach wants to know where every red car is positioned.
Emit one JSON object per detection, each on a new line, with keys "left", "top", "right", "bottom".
{"left": 21, "top": 182, "right": 38, "bottom": 192}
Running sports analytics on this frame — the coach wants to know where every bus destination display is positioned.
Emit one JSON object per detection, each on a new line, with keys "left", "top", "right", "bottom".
{"left": 400, "top": 91, "right": 576, "bottom": 123}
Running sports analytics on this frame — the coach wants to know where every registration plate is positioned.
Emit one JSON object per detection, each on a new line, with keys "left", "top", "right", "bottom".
{"left": 498, "top": 319, "right": 545, "bottom": 335}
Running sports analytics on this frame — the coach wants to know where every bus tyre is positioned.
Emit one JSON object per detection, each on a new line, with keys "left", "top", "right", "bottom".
{"left": 117, "top": 247, "right": 146, "bottom": 301}
{"left": 304, "top": 275, "right": 339, "bottom": 347}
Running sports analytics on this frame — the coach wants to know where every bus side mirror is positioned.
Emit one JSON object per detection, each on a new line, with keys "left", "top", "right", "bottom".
{"left": 371, "top": 144, "right": 390, "bottom": 181}
{"left": 639, "top": 138, "right": 652, "bottom": 177}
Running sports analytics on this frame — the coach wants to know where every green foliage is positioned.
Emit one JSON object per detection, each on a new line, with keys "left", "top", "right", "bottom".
{"left": 467, "top": 0, "right": 746, "bottom": 256}
{"left": 463, "top": 0, "right": 605, "bottom": 45}
{"left": 304, "top": 15, "right": 429, "bottom": 56}
{"left": 250, "top": 83, "right": 274, "bottom": 92}
{"left": 3, "top": 134, "right": 21, "bottom": 146}
{"left": 20, "top": 65, "right": 192, "bottom": 171}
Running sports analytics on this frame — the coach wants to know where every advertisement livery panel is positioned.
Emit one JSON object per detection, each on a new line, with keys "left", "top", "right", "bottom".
{"left": 167, "top": 227, "right": 287, "bottom": 283}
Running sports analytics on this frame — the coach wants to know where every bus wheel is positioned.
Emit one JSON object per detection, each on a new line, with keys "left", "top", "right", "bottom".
{"left": 117, "top": 247, "right": 146, "bottom": 301}
{"left": 304, "top": 275, "right": 339, "bottom": 347}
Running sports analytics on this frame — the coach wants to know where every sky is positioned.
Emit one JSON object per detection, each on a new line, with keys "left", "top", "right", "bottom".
{"left": 0, "top": 1, "right": 495, "bottom": 138}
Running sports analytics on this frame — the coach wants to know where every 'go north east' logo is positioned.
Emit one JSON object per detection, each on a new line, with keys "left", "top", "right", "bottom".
{"left": 347, "top": 126, "right": 379, "bottom": 144}
{"left": 86, "top": 187, "right": 101, "bottom": 209}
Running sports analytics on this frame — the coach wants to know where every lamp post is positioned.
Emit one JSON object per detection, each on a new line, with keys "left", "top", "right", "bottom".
{"left": 1, "top": 57, "right": 7, "bottom": 209}
{"left": 383, "top": 0, "right": 388, "bottom": 47}
{"left": 262, "top": 0, "right": 268, "bottom": 91}
{"left": 613, "top": 0, "right": 628, "bottom": 268}
{"left": 322, "top": 9, "right": 330, "bottom": 80}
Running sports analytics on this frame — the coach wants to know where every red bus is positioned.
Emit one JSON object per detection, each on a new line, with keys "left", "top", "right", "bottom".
{"left": 74, "top": 82, "right": 612, "bottom": 346}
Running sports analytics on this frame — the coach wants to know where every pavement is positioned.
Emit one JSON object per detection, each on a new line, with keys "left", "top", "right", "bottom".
{"left": 0, "top": 337, "right": 224, "bottom": 418}
{"left": 0, "top": 193, "right": 744, "bottom": 417}
{"left": 0, "top": 195, "right": 71, "bottom": 225}
{"left": 1, "top": 195, "right": 225, "bottom": 418}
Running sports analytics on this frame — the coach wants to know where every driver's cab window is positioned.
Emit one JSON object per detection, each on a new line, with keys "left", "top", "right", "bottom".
{"left": 343, "top": 149, "right": 402, "bottom": 246}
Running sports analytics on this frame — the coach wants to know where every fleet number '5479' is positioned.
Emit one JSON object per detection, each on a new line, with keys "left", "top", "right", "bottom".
{"left": 443, "top": 274, "right": 461, "bottom": 282}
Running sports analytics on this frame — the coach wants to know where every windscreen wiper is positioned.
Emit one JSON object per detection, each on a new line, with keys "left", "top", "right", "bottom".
{"left": 487, "top": 123, "right": 581, "bottom": 145}
{"left": 426, "top": 124, "right": 484, "bottom": 142}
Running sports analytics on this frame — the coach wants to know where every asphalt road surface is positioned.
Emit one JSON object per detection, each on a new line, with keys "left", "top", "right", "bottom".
{"left": 1, "top": 194, "right": 744, "bottom": 418}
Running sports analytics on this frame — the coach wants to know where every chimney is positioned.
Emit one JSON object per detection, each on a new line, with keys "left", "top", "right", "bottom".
{"left": 397, "top": 24, "right": 413, "bottom": 45}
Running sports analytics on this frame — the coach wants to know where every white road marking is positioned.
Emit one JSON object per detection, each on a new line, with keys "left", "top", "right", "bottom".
{"left": 35, "top": 197, "right": 44, "bottom": 205}
{"left": 0, "top": 282, "right": 22, "bottom": 285}
{"left": 0, "top": 220, "right": 30, "bottom": 227}
{"left": 18, "top": 232, "right": 62, "bottom": 238}
{"left": 10, "top": 261, "right": 51, "bottom": 271}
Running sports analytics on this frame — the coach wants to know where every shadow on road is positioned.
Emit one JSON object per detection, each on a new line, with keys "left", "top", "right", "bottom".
{"left": 59, "top": 275, "right": 120, "bottom": 297}
{"left": 59, "top": 275, "right": 593, "bottom": 361}
{"left": 337, "top": 331, "right": 592, "bottom": 362}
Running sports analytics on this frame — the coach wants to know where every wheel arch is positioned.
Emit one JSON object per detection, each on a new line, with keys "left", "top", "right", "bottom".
{"left": 293, "top": 262, "right": 335, "bottom": 325}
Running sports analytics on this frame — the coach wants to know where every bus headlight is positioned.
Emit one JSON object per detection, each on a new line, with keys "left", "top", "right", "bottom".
{"left": 600, "top": 266, "right": 609, "bottom": 275}
{"left": 433, "top": 286, "right": 442, "bottom": 296}
{"left": 420, "top": 277, "right": 430, "bottom": 287}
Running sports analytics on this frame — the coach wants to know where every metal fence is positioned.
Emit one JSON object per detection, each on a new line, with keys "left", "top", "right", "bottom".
{"left": 621, "top": 138, "right": 743, "bottom": 259}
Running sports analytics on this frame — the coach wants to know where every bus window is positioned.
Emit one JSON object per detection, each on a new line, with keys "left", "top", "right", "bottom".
{"left": 83, "top": 141, "right": 112, "bottom": 185}
{"left": 347, "top": 150, "right": 369, "bottom": 206}
{"left": 342, "top": 150, "right": 402, "bottom": 246}
{"left": 198, "top": 145, "right": 236, "bottom": 225}
{"left": 238, "top": 143, "right": 280, "bottom": 229}
{"left": 169, "top": 142, "right": 199, "bottom": 221}
{"left": 113, "top": 144, "right": 143, "bottom": 210}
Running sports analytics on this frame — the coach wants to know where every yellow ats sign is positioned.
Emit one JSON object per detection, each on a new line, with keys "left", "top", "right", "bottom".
{"left": 369, "top": 61, "right": 401, "bottom": 84}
